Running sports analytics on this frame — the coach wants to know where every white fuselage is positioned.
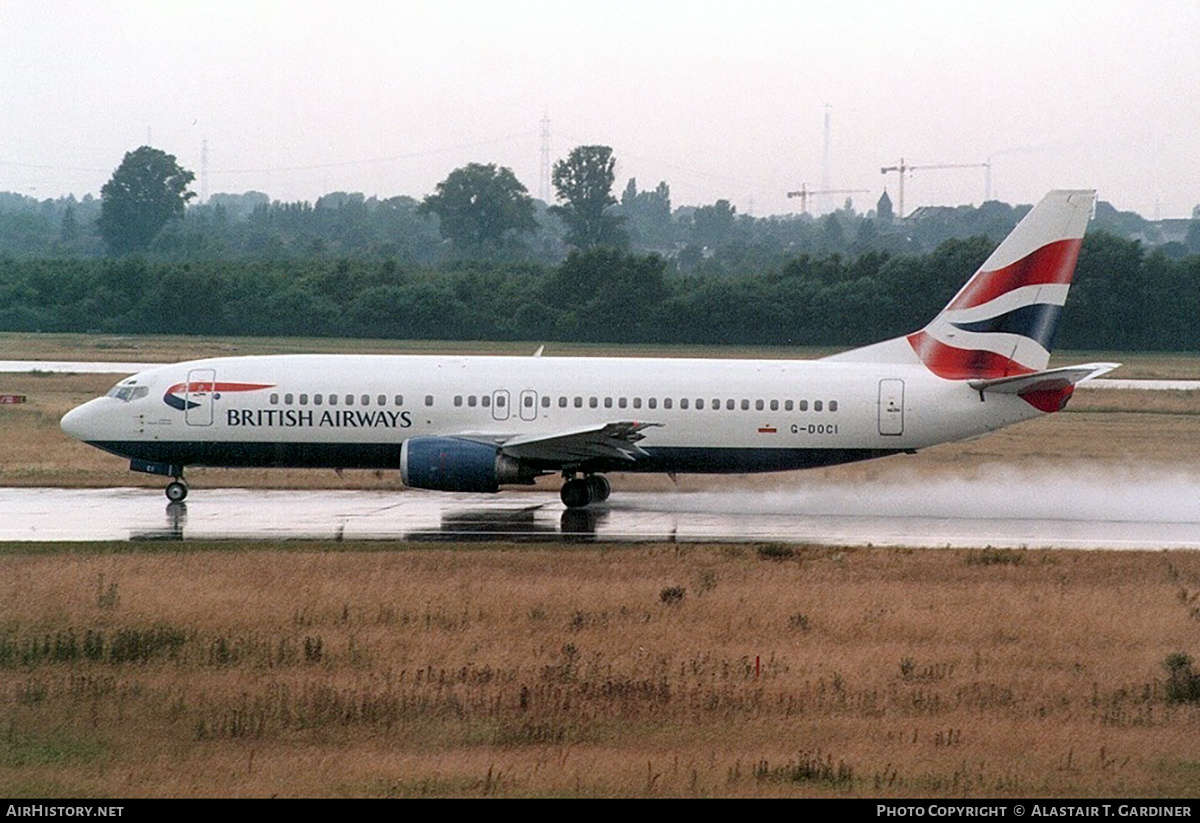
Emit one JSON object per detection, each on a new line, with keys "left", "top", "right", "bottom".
{"left": 61, "top": 353, "right": 1045, "bottom": 476}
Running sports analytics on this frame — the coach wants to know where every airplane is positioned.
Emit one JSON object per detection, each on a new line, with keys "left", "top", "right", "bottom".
{"left": 61, "top": 189, "right": 1116, "bottom": 508}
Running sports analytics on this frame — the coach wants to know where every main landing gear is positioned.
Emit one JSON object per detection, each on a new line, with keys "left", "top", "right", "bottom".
{"left": 560, "top": 473, "right": 610, "bottom": 509}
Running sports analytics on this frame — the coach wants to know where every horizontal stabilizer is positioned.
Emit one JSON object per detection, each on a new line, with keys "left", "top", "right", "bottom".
{"left": 968, "top": 363, "right": 1119, "bottom": 394}
{"left": 968, "top": 362, "right": 1119, "bottom": 412}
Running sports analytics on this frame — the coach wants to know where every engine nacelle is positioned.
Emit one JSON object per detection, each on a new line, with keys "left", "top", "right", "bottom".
{"left": 400, "top": 436, "right": 535, "bottom": 493}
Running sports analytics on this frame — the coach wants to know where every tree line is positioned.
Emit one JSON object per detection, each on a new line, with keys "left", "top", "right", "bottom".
{"left": 2, "top": 143, "right": 1199, "bottom": 352}
{"left": 5, "top": 145, "right": 1200, "bottom": 271}
{"left": 1, "top": 232, "right": 1197, "bottom": 351}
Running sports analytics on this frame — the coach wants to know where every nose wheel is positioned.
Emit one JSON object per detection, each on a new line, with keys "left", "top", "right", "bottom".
{"left": 165, "top": 480, "right": 188, "bottom": 502}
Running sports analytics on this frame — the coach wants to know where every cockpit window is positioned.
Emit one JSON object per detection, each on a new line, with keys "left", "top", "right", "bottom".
{"left": 106, "top": 384, "right": 149, "bottom": 402}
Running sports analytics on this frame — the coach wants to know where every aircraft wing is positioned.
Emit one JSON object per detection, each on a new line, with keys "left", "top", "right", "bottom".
{"left": 495, "top": 421, "right": 664, "bottom": 464}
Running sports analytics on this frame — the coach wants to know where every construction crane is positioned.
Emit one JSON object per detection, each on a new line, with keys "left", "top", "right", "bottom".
{"left": 879, "top": 159, "right": 991, "bottom": 219}
{"left": 786, "top": 183, "right": 870, "bottom": 215}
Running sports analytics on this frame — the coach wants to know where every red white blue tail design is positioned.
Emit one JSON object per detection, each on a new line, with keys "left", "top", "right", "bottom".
{"left": 826, "top": 190, "right": 1096, "bottom": 379}
{"left": 909, "top": 189, "right": 1094, "bottom": 379}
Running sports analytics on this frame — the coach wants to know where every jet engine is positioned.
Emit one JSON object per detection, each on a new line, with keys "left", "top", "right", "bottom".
{"left": 400, "top": 436, "right": 537, "bottom": 493}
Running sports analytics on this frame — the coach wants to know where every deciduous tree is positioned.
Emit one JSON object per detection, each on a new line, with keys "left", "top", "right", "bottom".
{"left": 418, "top": 163, "right": 536, "bottom": 255}
{"left": 98, "top": 146, "right": 196, "bottom": 254}
{"left": 551, "top": 145, "right": 627, "bottom": 249}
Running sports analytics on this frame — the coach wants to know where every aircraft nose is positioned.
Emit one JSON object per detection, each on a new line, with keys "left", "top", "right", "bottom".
{"left": 61, "top": 399, "right": 102, "bottom": 442}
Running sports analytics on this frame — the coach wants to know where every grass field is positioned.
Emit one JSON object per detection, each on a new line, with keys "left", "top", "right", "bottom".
{"left": 1, "top": 542, "right": 1200, "bottom": 798}
{"left": 1, "top": 333, "right": 1198, "bottom": 797}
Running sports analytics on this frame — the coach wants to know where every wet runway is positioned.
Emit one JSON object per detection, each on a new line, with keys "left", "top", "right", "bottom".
{"left": 4, "top": 469, "right": 1199, "bottom": 548}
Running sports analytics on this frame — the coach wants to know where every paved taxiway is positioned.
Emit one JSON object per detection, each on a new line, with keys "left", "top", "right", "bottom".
{"left": 4, "top": 469, "right": 1199, "bottom": 547}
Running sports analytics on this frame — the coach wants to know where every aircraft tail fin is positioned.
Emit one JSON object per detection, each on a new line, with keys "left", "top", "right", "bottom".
{"left": 825, "top": 189, "right": 1096, "bottom": 379}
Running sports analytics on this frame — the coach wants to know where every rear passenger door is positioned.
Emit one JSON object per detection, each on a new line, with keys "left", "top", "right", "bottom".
{"left": 878, "top": 379, "right": 904, "bottom": 436}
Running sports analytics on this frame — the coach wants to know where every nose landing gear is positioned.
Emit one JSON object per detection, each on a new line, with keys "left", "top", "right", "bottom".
{"left": 129, "top": 459, "right": 189, "bottom": 503}
{"left": 560, "top": 473, "right": 611, "bottom": 509}
{"left": 165, "top": 479, "right": 188, "bottom": 502}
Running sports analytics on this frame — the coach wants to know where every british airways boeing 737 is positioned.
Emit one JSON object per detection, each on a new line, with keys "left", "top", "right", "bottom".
{"left": 61, "top": 190, "right": 1115, "bottom": 508}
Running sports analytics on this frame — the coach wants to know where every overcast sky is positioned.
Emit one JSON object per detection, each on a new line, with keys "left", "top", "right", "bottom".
{"left": 2, "top": 0, "right": 1198, "bottom": 217}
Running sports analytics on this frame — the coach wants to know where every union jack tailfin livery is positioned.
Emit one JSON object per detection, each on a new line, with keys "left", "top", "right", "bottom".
{"left": 827, "top": 189, "right": 1097, "bottom": 379}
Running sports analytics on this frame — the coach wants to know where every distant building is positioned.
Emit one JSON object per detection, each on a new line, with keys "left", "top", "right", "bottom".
{"left": 876, "top": 189, "right": 893, "bottom": 222}
{"left": 1154, "top": 219, "right": 1193, "bottom": 245}
{"left": 1131, "top": 219, "right": 1194, "bottom": 246}
{"left": 904, "top": 205, "right": 961, "bottom": 222}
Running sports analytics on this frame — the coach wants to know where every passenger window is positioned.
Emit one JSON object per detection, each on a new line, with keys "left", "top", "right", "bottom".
{"left": 725, "top": 399, "right": 734, "bottom": 410}
{"left": 495, "top": 395, "right": 504, "bottom": 408}
{"left": 755, "top": 399, "right": 763, "bottom": 411}
{"left": 619, "top": 397, "right": 628, "bottom": 409}
{"left": 361, "top": 395, "right": 370, "bottom": 406}
{"left": 574, "top": 397, "right": 583, "bottom": 408}
{"left": 394, "top": 395, "right": 403, "bottom": 406}
{"left": 482, "top": 396, "right": 491, "bottom": 408}
{"left": 604, "top": 397, "right": 613, "bottom": 408}
{"left": 345, "top": 395, "right": 354, "bottom": 406}
{"left": 739, "top": 399, "right": 748, "bottom": 411}
{"left": 830, "top": 400, "right": 838, "bottom": 412}
{"left": 468, "top": 395, "right": 477, "bottom": 407}
{"left": 558, "top": 396, "right": 568, "bottom": 408}
{"left": 330, "top": 395, "right": 338, "bottom": 405}
{"left": 633, "top": 398, "right": 642, "bottom": 409}
{"left": 799, "top": 400, "right": 809, "bottom": 411}
{"left": 769, "top": 400, "right": 778, "bottom": 411}
{"left": 524, "top": 395, "right": 533, "bottom": 408}
{"left": 378, "top": 394, "right": 386, "bottom": 406}
{"left": 814, "top": 400, "right": 823, "bottom": 412}
{"left": 425, "top": 395, "right": 434, "bottom": 407}
{"left": 541, "top": 396, "right": 550, "bottom": 408}
{"left": 589, "top": 397, "right": 598, "bottom": 408}
{"left": 679, "top": 398, "right": 688, "bottom": 410}
{"left": 785, "top": 400, "right": 794, "bottom": 411}
{"left": 712, "top": 399, "right": 720, "bottom": 410}
{"left": 270, "top": 393, "right": 279, "bottom": 404}
{"left": 664, "top": 398, "right": 672, "bottom": 410}
{"left": 285, "top": 393, "right": 294, "bottom": 405}
{"left": 314, "top": 394, "right": 322, "bottom": 406}
{"left": 696, "top": 399, "right": 704, "bottom": 410}
{"left": 454, "top": 396, "right": 463, "bottom": 407}
{"left": 299, "top": 394, "right": 308, "bottom": 405}
{"left": 648, "top": 398, "right": 657, "bottom": 409}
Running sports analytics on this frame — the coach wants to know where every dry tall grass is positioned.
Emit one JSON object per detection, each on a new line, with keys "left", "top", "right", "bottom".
{"left": 2, "top": 543, "right": 1199, "bottom": 797}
